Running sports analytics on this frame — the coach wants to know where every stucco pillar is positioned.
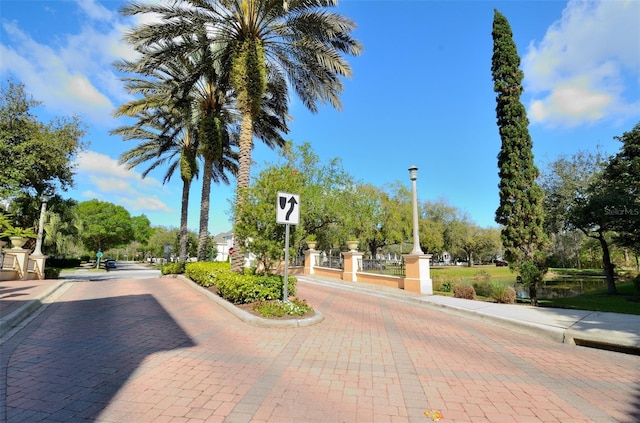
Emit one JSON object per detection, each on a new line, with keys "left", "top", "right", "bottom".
{"left": 304, "top": 249, "right": 321, "bottom": 275}
{"left": 341, "top": 251, "right": 363, "bottom": 282}
{"left": 29, "top": 254, "right": 48, "bottom": 280}
{"left": 402, "top": 253, "right": 433, "bottom": 294}
{"left": 9, "top": 248, "right": 30, "bottom": 280}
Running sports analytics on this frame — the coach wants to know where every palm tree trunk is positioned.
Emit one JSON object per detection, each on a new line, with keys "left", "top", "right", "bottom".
{"left": 179, "top": 177, "right": 191, "bottom": 262}
{"left": 231, "top": 113, "right": 254, "bottom": 272}
{"left": 198, "top": 158, "right": 213, "bottom": 261}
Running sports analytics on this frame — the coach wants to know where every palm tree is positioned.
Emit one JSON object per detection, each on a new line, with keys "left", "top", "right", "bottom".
{"left": 112, "top": 56, "right": 201, "bottom": 262}
{"left": 114, "top": 107, "right": 199, "bottom": 263}
{"left": 181, "top": 42, "right": 238, "bottom": 261}
{"left": 118, "top": 14, "right": 289, "bottom": 264}
{"left": 120, "top": 0, "right": 362, "bottom": 272}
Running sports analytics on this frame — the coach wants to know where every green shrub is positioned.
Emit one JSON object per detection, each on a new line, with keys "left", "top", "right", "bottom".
{"left": 185, "top": 262, "right": 230, "bottom": 287}
{"left": 161, "top": 261, "right": 185, "bottom": 275}
{"left": 490, "top": 282, "right": 516, "bottom": 304}
{"left": 453, "top": 284, "right": 476, "bottom": 300}
{"left": 181, "top": 261, "right": 297, "bottom": 304}
{"left": 432, "top": 276, "right": 460, "bottom": 292}
{"left": 472, "top": 282, "right": 492, "bottom": 297}
{"left": 216, "top": 272, "right": 297, "bottom": 304}
{"left": 44, "top": 267, "right": 61, "bottom": 279}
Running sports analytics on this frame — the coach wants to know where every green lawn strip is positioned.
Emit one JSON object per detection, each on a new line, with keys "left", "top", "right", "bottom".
{"left": 538, "top": 282, "right": 640, "bottom": 315}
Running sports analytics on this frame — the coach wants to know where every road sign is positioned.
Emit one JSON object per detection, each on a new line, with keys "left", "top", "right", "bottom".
{"left": 96, "top": 250, "right": 103, "bottom": 269}
{"left": 276, "top": 192, "right": 300, "bottom": 225}
{"left": 276, "top": 192, "right": 300, "bottom": 301}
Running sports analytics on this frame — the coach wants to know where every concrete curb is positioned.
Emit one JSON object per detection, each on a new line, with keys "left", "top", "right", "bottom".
{"left": 0, "top": 280, "right": 69, "bottom": 338}
{"left": 174, "top": 275, "right": 325, "bottom": 328}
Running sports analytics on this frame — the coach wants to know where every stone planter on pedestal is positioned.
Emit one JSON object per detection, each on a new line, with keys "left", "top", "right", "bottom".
{"left": 9, "top": 236, "right": 28, "bottom": 249}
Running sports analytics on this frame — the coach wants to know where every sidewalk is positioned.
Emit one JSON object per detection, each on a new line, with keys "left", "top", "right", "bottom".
{"left": 1, "top": 274, "right": 639, "bottom": 354}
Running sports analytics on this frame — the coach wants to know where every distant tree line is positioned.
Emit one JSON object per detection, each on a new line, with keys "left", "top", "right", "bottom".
{"left": 235, "top": 142, "right": 504, "bottom": 273}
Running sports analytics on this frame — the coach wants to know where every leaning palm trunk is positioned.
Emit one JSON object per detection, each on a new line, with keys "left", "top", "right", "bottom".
{"left": 197, "top": 158, "right": 213, "bottom": 261}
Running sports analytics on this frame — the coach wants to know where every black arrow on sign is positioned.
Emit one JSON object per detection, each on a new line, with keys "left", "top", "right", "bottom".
{"left": 285, "top": 196, "right": 298, "bottom": 221}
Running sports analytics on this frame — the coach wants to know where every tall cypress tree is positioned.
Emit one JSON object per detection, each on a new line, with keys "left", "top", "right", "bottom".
{"left": 492, "top": 9, "right": 546, "bottom": 305}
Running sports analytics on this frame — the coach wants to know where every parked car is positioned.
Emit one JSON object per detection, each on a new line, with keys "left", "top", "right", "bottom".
{"left": 495, "top": 260, "right": 508, "bottom": 267}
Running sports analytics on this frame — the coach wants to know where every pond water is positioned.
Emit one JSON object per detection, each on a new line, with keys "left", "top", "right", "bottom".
{"left": 514, "top": 278, "right": 609, "bottom": 299}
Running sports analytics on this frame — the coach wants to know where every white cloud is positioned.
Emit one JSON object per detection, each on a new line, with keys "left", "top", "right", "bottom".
{"left": 75, "top": 0, "right": 117, "bottom": 22}
{"left": 0, "top": 2, "right": 137, "bottom": 127}
{"left": 77, "top": 151, "right": 140, "bottom": 179}
{"left": 75, "top": 151, "right": 174, "bottom": 215}
{"left": 523, "top": 0, "right": 640, "bottom": 127}
{"left": 119, "top": 196, "right": 175, "bottom": 213}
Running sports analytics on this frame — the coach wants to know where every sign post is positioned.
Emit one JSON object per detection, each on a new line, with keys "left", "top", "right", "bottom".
{"left": 276, "top": 192, "right": 300, "bottom": 301}
{"left": 96, "top": 250, "right": 103, "bottom": 269}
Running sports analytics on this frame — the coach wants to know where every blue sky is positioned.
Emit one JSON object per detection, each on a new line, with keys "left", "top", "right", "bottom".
{"left": 1, "top": 0, "right": 638, "bottom": 235}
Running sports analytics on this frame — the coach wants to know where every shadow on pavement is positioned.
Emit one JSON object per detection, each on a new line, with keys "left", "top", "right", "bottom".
{"left": 634, "top": 386, "right": 640, "bottom": 423}
{"left": 0, "top": 284, "right": 38, "bottom": 315}
{"left": 1, "top": 293, "right": 194, "bottom": 422}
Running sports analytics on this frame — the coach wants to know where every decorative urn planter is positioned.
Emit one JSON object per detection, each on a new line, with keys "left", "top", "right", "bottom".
{"left": 306, "top": 240, "right": 318, "bottom": 250}
{"left": 9, "top": 236, "right": 28, "bottom": 249}
{"left": 346, "top": 240, "right": 359, "bottom": 251}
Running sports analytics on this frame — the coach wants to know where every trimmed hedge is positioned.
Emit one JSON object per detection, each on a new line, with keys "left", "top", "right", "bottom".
{"left": 161, "top": 261, "right": 185, "bottom": 275}
{"left": 185, "top": 262, "right": 230, "bottom": 287}
{"left": 44, "top": 267, "right": 61, "bottom": 279}
{"left": 633, "top": 275, "right": 640, "bottom": 294}
{"left": 184, "top": 262, "right": 296, "bottom": 304}
{"left": 46, "top": 258, "right": 81, "bottom": 269}
{"left": 216, "top": 273, "right": 296, "bottom": 304}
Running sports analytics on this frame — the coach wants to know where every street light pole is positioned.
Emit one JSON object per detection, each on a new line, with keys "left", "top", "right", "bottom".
{"left": 32, "top": 194, "right": 50, "bottom": 256}
{"left": 408, "top": 165, "right": 423, "bottom": 255}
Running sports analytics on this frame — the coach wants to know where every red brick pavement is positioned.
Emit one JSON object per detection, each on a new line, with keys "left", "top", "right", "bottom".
{"left": 1, "top": 277, "right": 639, "bottom": 422}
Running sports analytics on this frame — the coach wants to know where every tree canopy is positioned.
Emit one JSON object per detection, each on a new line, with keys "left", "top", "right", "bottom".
{"left": 540, "top": 121, "right": 640, "bottom": 295}
{"left": 76, "top": 200, "right": 135, "bottom": 252}
{"left": 0, "top": 79, "right": 87, "bottom": 200}
{"left": 603, "top": 122, "right": 640, "bottom": 253}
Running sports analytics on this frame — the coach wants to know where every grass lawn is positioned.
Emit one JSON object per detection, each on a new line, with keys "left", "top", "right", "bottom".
{"left": 539, "top": 281, "right": 640, "bottom": 315}
{"left": 431, "top": 265, "right": 640, "bottom": 315}
{"left": 431, "top": 264, "right": 516, "bottom": 283}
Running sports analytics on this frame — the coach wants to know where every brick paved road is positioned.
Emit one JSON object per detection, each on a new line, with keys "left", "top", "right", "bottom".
{"left": 1, "top": 277, "right": 639, "bottom": 422}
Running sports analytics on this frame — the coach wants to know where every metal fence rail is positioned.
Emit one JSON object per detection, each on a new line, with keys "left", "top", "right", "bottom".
{"left": 289, "top": 255, "right": 305, "bottom": 267}
{"left": 315, "top": 253, "right": 343, "bottom": 270}
{"left": 360, "top": 259, "right": 405, "bottom": 277}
